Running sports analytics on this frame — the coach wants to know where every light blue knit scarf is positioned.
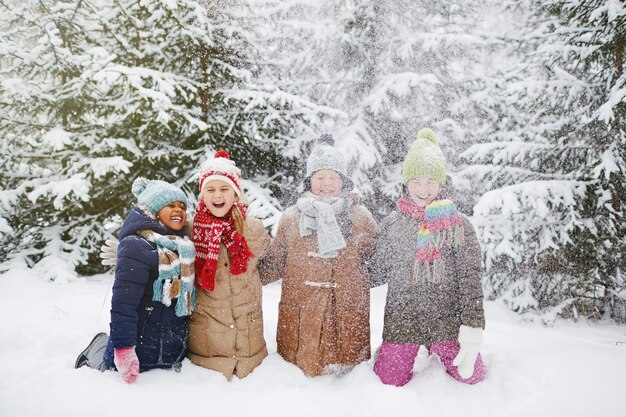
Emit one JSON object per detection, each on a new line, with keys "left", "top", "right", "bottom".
{"left": 138, "top": 230, "right": 196, "bottom": 317}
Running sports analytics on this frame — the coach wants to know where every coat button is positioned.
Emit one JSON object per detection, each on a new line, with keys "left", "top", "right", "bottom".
{"left": 229, "top": 324, "right": 235, "bottom": 329}
{"left": 232, "top": 355, "right": 236, "bottom": 359}
{"left": 224, "top": 262, "right": 228, "bottom": 267}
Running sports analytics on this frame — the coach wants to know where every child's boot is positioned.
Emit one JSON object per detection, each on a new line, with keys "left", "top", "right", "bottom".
{"left": 75, "top": 332, "right": 109, "bottom": 371}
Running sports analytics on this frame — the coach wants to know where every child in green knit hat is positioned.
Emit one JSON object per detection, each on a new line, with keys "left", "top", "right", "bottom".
{"left": 369, "top": 128, "right": 487, "bottom": 386}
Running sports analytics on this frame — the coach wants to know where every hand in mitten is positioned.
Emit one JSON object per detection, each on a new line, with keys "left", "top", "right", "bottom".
{"left": 100, "top": 238, "right": 119, "bottom": 266}
{"left": 452, "top": 325, "right": 483, "bottom": 379}
{"left": 114, "top": 347, "right": 139, "bottom": 384}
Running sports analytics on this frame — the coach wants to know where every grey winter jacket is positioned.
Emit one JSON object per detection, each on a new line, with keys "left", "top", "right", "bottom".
{"left": 369, "top": 209, "right": 485, "bottom": 346}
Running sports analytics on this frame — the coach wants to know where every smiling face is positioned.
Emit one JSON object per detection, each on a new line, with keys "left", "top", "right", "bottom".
{"left": 201, "top": 179, "right": 237, "bottom": 218}
{"left": 407, "top": 178, "right": 441, "bottom": 207}
{"left": 310, "top": 169, "right": 343, "bottom": 198}
{"left": 156, "top": 201, "right": 187, "bottom": 231}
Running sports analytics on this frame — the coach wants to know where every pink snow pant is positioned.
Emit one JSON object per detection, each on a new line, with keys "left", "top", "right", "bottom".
{"left": 374, "top": 340, "right": 486, "bottom": 386}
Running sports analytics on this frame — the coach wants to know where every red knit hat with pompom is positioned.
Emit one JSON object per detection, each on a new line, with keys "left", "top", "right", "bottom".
{"left": 198, "top": 150, "right": 242, "bottom": 196}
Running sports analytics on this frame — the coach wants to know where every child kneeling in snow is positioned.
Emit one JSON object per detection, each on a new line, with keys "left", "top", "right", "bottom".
{"left": 369, "top": 128, "right": 486, "bottom": 386}
{"left": 258, "top": 135, "right": 378, "bottom": 377}
{"left": 186, "top": 150, "right": 271, "bottom": 381}
{"left": 75, "top": 178, "right": 196, "bottom": 384}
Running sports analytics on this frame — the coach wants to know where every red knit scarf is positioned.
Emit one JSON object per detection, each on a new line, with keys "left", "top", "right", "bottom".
{"left": 396, "top": 197, "right": 426, "bottom": 221}
{"left": 192, "top": 200, "right": 254, "bottom": 291}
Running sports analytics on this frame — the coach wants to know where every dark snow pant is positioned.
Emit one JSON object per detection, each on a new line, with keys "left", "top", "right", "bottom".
{"left": 374, "top": 340, "right": 486, "bottom": 386}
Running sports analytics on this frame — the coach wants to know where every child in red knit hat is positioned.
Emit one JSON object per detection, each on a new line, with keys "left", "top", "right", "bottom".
{"left": 187, "top": 150, "right": 271, "bottom": 381}
{"left": 96, "top": 151, "right": 270, "bottom": 381}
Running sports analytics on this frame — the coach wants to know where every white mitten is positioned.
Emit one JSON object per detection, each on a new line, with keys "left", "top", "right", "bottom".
{"left": 100, "top": 238, "right": 119, "bottom": 266}
{"left": 452, "top": 325, "right": 483, "bottom": 379}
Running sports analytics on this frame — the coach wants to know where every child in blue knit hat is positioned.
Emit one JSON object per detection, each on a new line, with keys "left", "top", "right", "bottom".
{"left": 369, "top": 128, "right": 486, "bottom": 386}
{"left": 93, "top": 151, "right": 271, "bottom": 382}
{"left": 75, "top": 177, "right": 196, "bottom": 384}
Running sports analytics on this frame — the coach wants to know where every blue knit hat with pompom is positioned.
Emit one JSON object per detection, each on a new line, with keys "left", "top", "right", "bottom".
{"left": 131, "top": 177, "right": 188, "bottom": 215}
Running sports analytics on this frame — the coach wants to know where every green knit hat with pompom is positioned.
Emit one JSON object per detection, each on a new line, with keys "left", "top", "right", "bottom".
{"left": 402, "top": 128, "right": 447, "bottom": 185}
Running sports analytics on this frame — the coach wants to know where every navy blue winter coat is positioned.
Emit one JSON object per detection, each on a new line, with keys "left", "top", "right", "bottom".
{"left": 103, "top": 206, "right": 188, "bottom": 372}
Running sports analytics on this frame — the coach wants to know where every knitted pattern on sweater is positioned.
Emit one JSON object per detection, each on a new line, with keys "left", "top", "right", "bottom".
{"left": 192, "top": 200, "right": 254, "bottom": 291}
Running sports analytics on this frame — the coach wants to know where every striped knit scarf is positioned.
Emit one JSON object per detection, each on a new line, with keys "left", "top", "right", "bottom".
{"left": 192, "top": 200, "right": 254, "bottom": 292}
{"left": 137, "top": 230, "right": 196, "bottom": 316}
{"left": 396, "top": 198, "right": 464, "bottom": 283}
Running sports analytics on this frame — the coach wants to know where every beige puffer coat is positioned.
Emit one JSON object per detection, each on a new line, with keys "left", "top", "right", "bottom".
{"left": 187, "top": 216, "right": 271, "bottom": 380}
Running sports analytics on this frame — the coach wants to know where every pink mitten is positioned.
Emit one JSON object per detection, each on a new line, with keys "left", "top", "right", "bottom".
{"left": 114, "top": 347, "right": 139, "bottom": 384}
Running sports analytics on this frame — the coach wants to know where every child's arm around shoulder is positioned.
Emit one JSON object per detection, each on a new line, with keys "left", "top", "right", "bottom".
{"left": 116, "top": 236, "right": 154, "bottom": 285}
{"left": 351, "top": 203, "right": 379, "bottom": 260}
{"left": 352, "top": 204, "right": 379, "bottom": 233}
{"left": 244, "top": 215, "right": 271, "bottom": 259}
{"left": 257, "top": 206, "right": 298, "bottom": 285}
{"left": 368, "top": 211, "right": 402, "bottom": 287}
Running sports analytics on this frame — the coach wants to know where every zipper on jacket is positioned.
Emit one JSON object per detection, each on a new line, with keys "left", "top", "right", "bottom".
{"left": 138, "top": 306, "right": 154, "bottom": 344}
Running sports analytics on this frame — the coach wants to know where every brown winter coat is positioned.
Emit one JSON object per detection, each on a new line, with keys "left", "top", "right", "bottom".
{"left": 187, "top": 216, "right": 271, "bottom": 380}
{"left": 258, "top": 194, "right": 378, "bottom": 376}
{"left": 369, "top": 209, "right": 485, "bottom": 346}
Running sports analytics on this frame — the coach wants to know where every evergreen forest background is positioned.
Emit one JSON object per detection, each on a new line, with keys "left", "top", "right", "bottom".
{"left": 0, "top": 0, "right": 624, "bottom": 324}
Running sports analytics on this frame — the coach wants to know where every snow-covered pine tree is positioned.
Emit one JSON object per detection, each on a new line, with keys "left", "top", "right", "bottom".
{"left": 223, "top": 0, "right": 349, "bottom": 209}
{"left": 243, "top": 0, "right": 362, "bottom": 205}
{"left": 0, "top": 0, "right": 118, "bottom": 280}
{"left": 0, "top": 0, "right": 310, "bottom": 278}
{"left": 459, "top": 0, "right": 626, "bottom": 322}
{"left": 351, "top": 0, "right": 502, "bottom": 217}
{"left": 250, "top": 0, "right": 401, "bottom": 214}
{"left": 249, "top": 0, "right": 504, "bottom": 218}
{"left": 545, "top": 0, "right": 626, "bottom": 322}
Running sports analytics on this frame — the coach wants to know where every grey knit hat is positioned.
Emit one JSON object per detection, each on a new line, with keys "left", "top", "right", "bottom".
{"left": 305, "top": 134, "right": 354, "bottom": 190}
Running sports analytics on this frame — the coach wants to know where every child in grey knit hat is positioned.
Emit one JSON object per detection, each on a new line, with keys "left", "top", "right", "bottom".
{"left": 259, "top": 134, "right": 379, "bottom": 377}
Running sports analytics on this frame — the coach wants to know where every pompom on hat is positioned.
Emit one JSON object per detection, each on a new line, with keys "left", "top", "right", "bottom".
{"left": 402, "top": 128, "right": 447, "bottom": 185}
{"left": 305, "top": 134, "right": 354, "bottom": 190}
{"left": 198, "top": 150, "right": 242, "bottom": 196}
{"left": 131, "top": 177, "right": 188, "bottom": 215}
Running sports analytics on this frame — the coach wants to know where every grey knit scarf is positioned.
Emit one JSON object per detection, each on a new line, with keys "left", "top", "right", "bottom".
{"left": 296, "top": 192, "right": 351, "bottom": 258}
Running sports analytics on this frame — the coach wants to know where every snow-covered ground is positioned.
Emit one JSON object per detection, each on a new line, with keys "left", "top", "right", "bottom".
{"left": 1, "top": 266, "right": 625, "bottom": 417}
